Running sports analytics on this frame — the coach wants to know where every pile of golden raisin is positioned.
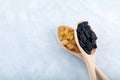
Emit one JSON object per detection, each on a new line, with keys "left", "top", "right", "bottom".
{"left": 58, "top": 25, "right": 80, "bottom": 53}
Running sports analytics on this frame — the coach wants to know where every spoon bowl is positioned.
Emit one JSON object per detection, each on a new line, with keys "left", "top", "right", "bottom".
{"left": 74, "top": 20, "right": 98, "bottom": 80}
{"left": 56, "top": 25, "right": 83, "bottom": 60}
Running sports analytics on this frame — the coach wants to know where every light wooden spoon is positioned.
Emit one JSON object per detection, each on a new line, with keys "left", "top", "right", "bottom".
{"left": 74, "top": 20, "right": 108, "bottom": 80}
{"left": 56, "top": 25, "right": 109, "bottom": 80}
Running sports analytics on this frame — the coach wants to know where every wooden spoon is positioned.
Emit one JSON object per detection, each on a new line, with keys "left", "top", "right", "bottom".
{"left": 56, "top": 25, "right": 109, "bottom": 80}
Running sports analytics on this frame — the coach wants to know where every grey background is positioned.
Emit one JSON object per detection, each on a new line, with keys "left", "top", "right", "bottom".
{"left": 0, "top": 0, "right": 120, "bottom": 80}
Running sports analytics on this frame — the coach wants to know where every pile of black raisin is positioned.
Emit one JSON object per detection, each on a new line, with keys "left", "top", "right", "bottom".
{"left": 77, "top": 21, "right": 97, "bottom": 54}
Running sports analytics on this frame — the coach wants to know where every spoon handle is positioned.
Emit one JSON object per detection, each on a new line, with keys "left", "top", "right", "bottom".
{"left": 85, "top": 58, "right": 96, "bottom": 80}
{"left": 95, "top": 65, "right": 109, "bottom": 80}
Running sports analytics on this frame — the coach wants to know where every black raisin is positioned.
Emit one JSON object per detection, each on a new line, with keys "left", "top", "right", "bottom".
{"left": 83, "top": 21, "right": 88, "bottom": 27}
{"left": 78, "top": 21, "right": 88, "bottom": 27}
{"left": 90, "top": 31, "right": 97, "bottom": 40}
{"left": 79, "top": 33, "right": 87, "bottom": 43}
{"left": 93, "top": 42, "right": 97, "bottom": 48}
{"left": 84, "top": 29, "right": 90, "bottom": 39}
{"left": 80, "top": 41, "right": 86, "bottom": 47}
{"left": 86, "top": 40, "right": 92, "bottom": 51}
{"left": 84, "top": 47, "right": 91, "bottom": 54}
{"left": 85, "top": 25, "right": 91, "bottom": 30}
{"left": 77, "top": 21, "right": 97, "bottom": 55}
{"left": 77, "top": 27, "right": 82, "bottom": 33}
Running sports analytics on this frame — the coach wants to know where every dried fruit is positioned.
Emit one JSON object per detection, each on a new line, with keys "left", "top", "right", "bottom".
{"left": 59, "top": 26, "right": 65, "bottom": 32}
{"left": 65, "top": 28, "right": 69, "bottom": 36}
{"left": 58, "top": 26, "right": 80, "bottom": 53}
{"left": 66, "top": 27, "right": 73, "bottom": 32}
{"left": 61, "top": 40, "right": 68, "bottom": 45}
{"left": 66, "top": 32, "right": 72, "bottom": 40}
{"left": 71, "top": 40, "right": 76, "bottom": 45}
{"left": 66, "top": 43, "right": 74, "bottom": 50}
{"left": 59, "top": 31, "right": 64, "bottom": 36}
{"left": 79, "top": 41, "right": 86, "bottom": 47}
{"left": 77, "top": 21, "right": 97, "bottom": 54}
{"left": 69, "top": 34, "right": 74, "bottom": 40}
{"left": 90, "top": 31, "right": 97, "bottom": 40}
{"left": 74, "top": 46, "right": 80, "bottom": 53}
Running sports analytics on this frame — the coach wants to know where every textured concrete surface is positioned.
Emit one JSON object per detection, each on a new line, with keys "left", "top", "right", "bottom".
{"left": 0, "top": 0, "right": 120, "bottom": 80}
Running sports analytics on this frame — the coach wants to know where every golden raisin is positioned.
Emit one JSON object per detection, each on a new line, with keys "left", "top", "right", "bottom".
{"left": 61, "top": 40, "right": 69, "bottom": 45}
{"left": 58, "top": 26, "right": 79, "bottom": 53}
{"left": 66, "top": 43, "right": 74, "bottom": 50}
{"left": 64, "top": 28, "right": 69, "bottom": 36}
